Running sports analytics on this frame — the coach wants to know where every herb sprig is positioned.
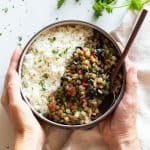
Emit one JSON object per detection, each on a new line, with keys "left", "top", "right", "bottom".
{"left": 57, "top": 0, "right": 150, "bottom": 18}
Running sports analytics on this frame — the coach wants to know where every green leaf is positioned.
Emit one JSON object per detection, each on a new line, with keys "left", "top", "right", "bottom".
{"left": 93, "top": 0, "right": 114, "bottom": 17}
{"left": 2, "top": 7, "right": 8, "bottom": 13}
{"left": 105, "top": 5, "right": 113, "bottom": 13}
{"left": 18, "top": 36, "right": 22, "bottom": 41}
{"left": 42, "top": 73, "right": 49, "bottom": 79}
{"left": 52, "top": 49, "right": 59, "bottom": 54}
{"left": 39, "top": 80, "right": 46, "bottom": 91}
{"left": 93, "top": 1, "right": 104, "bottom": 17}
{"left": 48, "top": 37, "right": 56, "bottom": 42}
{"left": 128, "top": 0, "right": 143, "bottom": 10}
{"left": 57, "top": 0, "right": 65, "bottom": 8}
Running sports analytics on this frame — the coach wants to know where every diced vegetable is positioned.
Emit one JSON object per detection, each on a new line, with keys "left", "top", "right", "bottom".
{"left": 48, "top": 46, "right": 122, "bottom": 125}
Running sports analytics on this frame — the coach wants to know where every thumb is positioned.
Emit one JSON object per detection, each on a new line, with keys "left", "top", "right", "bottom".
{"left": 126, "top": 66, "right": 138, "bottom": 97}
{"left": 7, "top": 71, "right": 23, "bottom": 107}
{"left": 120, "top": 66, "right": 138, "bottom": 111}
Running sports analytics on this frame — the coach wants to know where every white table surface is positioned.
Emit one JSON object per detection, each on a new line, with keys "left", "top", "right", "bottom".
{"left": 0, "top": 0, "right": 127, "bottom": 149}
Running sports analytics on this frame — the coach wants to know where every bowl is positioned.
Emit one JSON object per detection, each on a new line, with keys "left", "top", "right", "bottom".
{"left": 18, "top": 20, "right": 126, "bottom": 129}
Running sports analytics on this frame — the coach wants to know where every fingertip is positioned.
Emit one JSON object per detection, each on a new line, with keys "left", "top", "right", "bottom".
{"left": 7, "top": 48, "right": 23, "bottom": 72}
{"left": 11, "top": 48, "right": 22, "bottom": 62}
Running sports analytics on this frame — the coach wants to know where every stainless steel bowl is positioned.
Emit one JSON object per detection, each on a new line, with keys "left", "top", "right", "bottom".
{"left": 18, "top": 20, "right": 126, "bottom": 129}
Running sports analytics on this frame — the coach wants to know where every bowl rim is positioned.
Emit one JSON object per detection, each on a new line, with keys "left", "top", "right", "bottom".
{"left": 17, "top": 20, "right": 126, "bottom": 129}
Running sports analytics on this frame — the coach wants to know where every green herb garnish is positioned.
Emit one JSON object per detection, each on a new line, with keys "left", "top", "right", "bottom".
{"left": 52, "top": 49, "right": 59, "bottom": 54}
{"left": 59, "top": 53, "right": 62, "bottom": 57}
{"left": 128, "top": 0, "right": 143, "bottom": 10}
{"left": 63, "top": 47, "right": 70, "bottom": 54}
{"left": 43, "top": 73, "right": 49, "bottom": 79}
{"left": 93, "top": 0, "right": 149, "bottom": 17}
{"left": 57, "top": 0, "right": 149, "bottom": 18}
{"left": 57, "top": 0, "right": 65, "bottom": 8}
{"left": 93, "top": 0, "right": 116, "bottom": 17}
{"left": 2, "top": 7, "right": 8, "bottom": 13}
{"left": 17, "top": 36, "right": 23, "bottom": 47}
{"left": 38, "top": 59, "right": 42, "bottom": 62}
{"left": 39, "top": 80, "right": 46, "bottom": 91}
{"left": 48, "top": 37, "right": 56, "bottom": 42}
{"left": 18, "top": 36, "right": 22, "bottom": 41}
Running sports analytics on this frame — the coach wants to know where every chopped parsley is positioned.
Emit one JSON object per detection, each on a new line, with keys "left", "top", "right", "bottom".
{"left": 58, "top": 53, "right": 62, "bottom": 57}
{"left": 52, "top": 47, "right": 71, "bottom": 57}
{"left": 39, "top": 80, "right": 46, "bottom": 91}
{"left": 18, "top": 36, "right": 23, "bottom": 47}
{"left": 2, "top": 7, "right": 8, "bottom": 13}
{"left": 43, "top": 73, "right": 49, "bottom": 79}
{"left": 48, "top": 37, "right": 56, "bottom": 42}
{"left": 63, "top": 47, "right": 70, "bottom": 54}
{"left": 38, "top": 59, "right": 42, "bottom": 62}
{"left": 52, "top": 49, "right": 59, "bottom": 54}
{"left": 18, "top": 36, "right": 22, "bottom": 41}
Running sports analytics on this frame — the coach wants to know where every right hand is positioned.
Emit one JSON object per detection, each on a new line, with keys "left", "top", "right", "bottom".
{"left": 99, "top": 62, "right": 140, "bottom": 149}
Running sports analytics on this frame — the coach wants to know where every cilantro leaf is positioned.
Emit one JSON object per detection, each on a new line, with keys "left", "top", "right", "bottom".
{"left": 93, "top": 1, "right": 104, "bottom": 17}
{"left": 48, "top": 37, "right": 56, "bottom": 42}
{"left": 128, "top": 0, "right": 143, "bottom": 11}
{"left": 93, "top": 0, "right": 115, "bottom": 17}
{"left": 56, "top": 0, "right": 149, "bottom": 18}
{"left": 57, "top": 0, "right": 65, "bottom": 8}
{"left": 105, "top": 4, "right": 113, "bottom": 13}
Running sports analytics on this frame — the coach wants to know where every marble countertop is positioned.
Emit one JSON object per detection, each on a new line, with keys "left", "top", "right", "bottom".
{"left": 0, "top": 0, "right": 127, "bottom": 149}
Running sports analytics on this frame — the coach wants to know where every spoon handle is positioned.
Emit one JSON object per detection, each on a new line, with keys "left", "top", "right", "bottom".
{"left": 112, "top": 9, "right": 148, "bottom": 83}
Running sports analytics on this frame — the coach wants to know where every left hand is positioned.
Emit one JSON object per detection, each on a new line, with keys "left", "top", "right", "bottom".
{"left": 1, "top": 48, "right": 45, "bottom": 150}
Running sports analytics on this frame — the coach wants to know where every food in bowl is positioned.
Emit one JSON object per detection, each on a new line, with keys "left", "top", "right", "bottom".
{"left": 20, "top": 23, "right": 123, "bottom": 126}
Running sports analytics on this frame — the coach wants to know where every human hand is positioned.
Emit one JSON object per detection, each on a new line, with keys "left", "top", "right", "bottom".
{"left": 99, "top": 61, "right": 140, "bottom": 150}
{"left": 1, "top": 48, "right": 45, "bottom": 150}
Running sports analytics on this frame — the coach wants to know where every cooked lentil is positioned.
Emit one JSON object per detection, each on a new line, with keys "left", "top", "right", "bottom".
{"left": 48, "top": 46, "right": 122, "bottom": 125}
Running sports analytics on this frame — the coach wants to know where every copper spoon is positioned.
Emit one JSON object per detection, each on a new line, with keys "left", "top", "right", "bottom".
{"left": 100, "top": 9, "right": 148, "bottom": 114}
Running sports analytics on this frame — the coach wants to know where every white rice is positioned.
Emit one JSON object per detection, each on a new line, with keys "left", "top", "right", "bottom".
{"left": 21, "top": 25, "right": 94, "bottom": 115}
